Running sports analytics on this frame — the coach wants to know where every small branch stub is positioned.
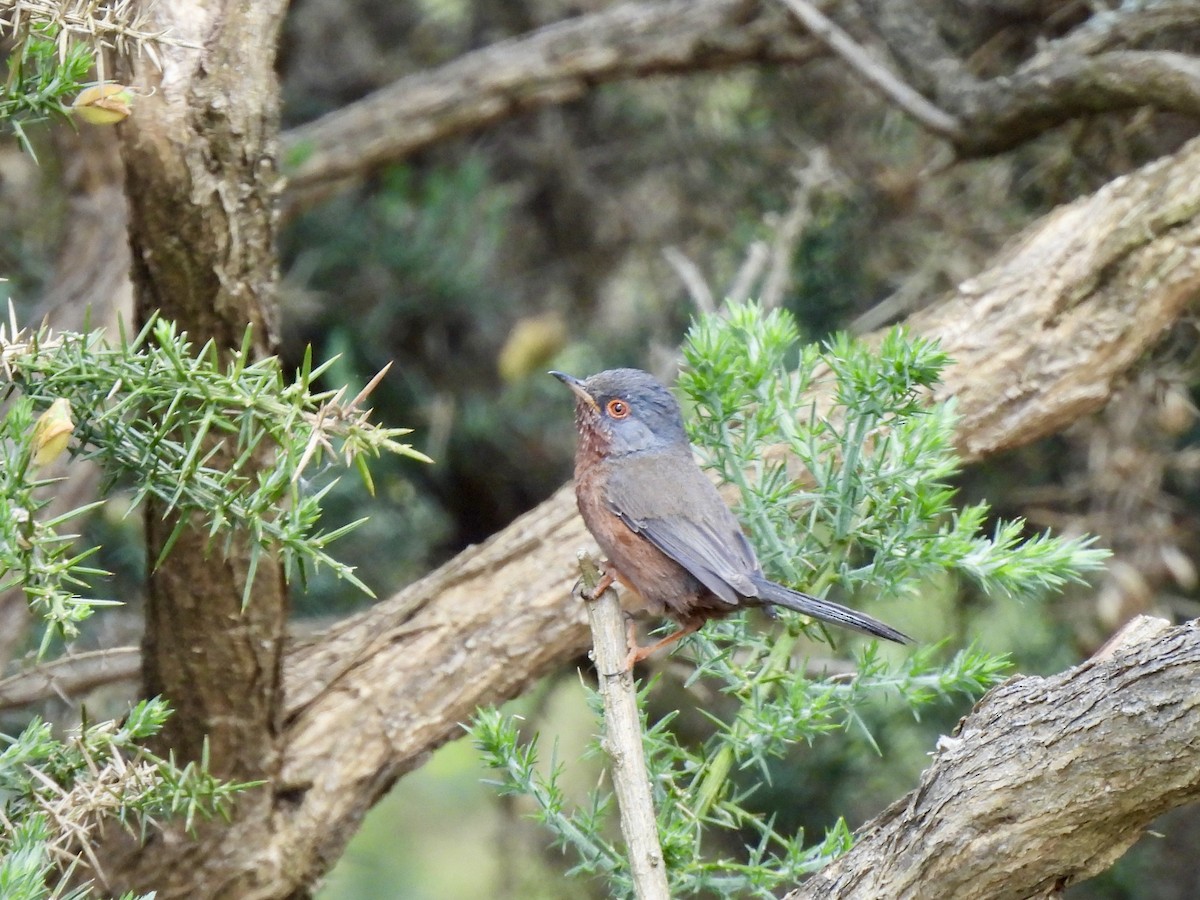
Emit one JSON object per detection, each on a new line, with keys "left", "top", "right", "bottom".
{"left": 576, "top": 551, "right": 670, "bottom": 900}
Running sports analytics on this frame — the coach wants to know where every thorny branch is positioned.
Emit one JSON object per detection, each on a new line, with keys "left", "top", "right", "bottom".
{"left": 0, "top": 0, "right": 199, "bottom": 73}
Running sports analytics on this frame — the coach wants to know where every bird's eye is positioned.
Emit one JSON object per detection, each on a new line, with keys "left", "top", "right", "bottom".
{"left": 606, "top": 399, "right": 630, "bottom": 419}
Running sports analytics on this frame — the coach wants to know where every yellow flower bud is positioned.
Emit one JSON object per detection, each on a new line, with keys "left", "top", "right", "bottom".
{"left": 31, "top": 398, "right": 75, "bottom": 467}
{"left": 72, "top": 85, "right": 134, "bottom": 125}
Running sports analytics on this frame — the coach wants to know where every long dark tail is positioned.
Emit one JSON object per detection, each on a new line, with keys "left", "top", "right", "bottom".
{"left": 751, "top": 576, "right": 913, "bottom": 645}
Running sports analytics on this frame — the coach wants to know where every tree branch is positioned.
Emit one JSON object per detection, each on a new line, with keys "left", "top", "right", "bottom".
{"left": 279, "top": 0, "right": 822, "bottom": 210}
{"left": 910, "top": 134, "right": 1200, "bottom": 459}
{"left": 859, "top": 0, "right": 1200, "bottom": 156}
{"left": 0, "top": 648, "right": 139, "bottom": 710}
{"left": 277, "top": 0, "right": 1200, "bottom": 208}
{"left": 951, "top": 49, "right": 1200, "bottom": 157}
{"left": 578, "top": 553, "right": 670, "bottom": 900}
{"left": 789, "top": 616, "right": 1200, "bottom": 899}
{"left": 774, "top": 0, "right": 964, "bottom": 140}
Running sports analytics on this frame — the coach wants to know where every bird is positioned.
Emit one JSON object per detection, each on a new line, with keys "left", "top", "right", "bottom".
{"left": 551, "top": 367, "right": 912, "bottom": 668}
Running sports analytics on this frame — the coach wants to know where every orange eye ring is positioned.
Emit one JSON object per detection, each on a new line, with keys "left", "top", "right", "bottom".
{"left": 606, "top": 398, "right": 630, "bottom": 419}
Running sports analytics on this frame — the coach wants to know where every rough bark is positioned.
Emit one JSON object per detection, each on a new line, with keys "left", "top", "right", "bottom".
{"left": 911, "top": 135, "right": 1200, "bottom": 460}
{"left": 118, "top": 0, "right": 289, "bottom": 785}
{"left": 99, "top": 1, "right": 292, "bottom": 895}
{"left": 790, "top": 616, "right": 1200, "bottom": 900}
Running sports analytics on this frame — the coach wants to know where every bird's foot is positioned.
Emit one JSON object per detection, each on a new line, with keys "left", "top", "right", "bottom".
{"left": 581, "top": 567, "right": 616, "bottom": 602}
{"left": 622, "top": 645, "right": 650, "bottom": 672}
{"left": 621, "top": 618, "right": 649, "bottom": 671}
{"left": 621, "top": 620, "right": 704, "bottom": 671}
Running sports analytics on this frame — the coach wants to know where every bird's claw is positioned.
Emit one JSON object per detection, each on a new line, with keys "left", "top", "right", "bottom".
{"left": 622, "top": 644, "right": 651, "bottom": 672}
{"left": 580, "top": 567, "right": 616, "bottom": 602}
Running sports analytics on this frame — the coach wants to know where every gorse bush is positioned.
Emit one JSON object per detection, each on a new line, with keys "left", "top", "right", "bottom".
{"left": 0, "top": 23, "right": 91, "bottom": 156}
{"left": 0, "top": 314, "right": 425, "bottom": 899}
{"left": 471, "top": 301, "right": 1107, "bottom": 898}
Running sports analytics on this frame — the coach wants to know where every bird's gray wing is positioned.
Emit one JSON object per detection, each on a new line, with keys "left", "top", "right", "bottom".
{"left": 602, "top": 452, "right": 760, "bottom": 606}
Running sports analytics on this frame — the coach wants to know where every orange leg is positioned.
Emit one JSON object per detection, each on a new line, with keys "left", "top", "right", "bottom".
{"left": 586, "top": 567, "right": 617, "bottom": 600}
{"left": 626, "top": 616, "right": 639, "bottom": 652}
{"left": 623, "top": 619, "right": 703, "bottom": 671}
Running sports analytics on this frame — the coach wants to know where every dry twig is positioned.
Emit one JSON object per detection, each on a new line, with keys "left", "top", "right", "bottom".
{"left": 777, "top": 0, "right": 963, "bottom": 139}
{"left": 577, "top": 552, "right": 670, "bottom": 900}
{"left": 662, "top": 246, "right": 716, "bottom": 314}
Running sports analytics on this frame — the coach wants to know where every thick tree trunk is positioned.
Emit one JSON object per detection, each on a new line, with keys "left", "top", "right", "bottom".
{"left": 119, "top": 0, "right": 288, "bottom": 785}
{"left": 101, "top": 2, "right": 292, "bottom": 896}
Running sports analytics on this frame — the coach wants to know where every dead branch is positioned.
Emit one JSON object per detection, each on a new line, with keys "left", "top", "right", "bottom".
{"left": 775, "top": 0, "right": 963, "bottom": 140}
{"left": 859, "top": 0, "right": 1200, "bottom": 156}
{"left": 578, "top": 553, "right": 670, "bottom": 900}
{"left": 951, "top": 50, "right": 1200, "bottom": 156}
{"left": 0, "top": 648, "right": 139, "bottom": 710}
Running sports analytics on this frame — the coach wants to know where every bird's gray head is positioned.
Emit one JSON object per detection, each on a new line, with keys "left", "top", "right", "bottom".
{"left": 550, "top": 368, "right": 690, "bottom": 457}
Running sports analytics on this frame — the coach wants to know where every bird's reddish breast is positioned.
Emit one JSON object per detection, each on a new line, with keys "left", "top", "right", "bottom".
{"left": 575, "top": 458, "right": 704, "bottom": 618}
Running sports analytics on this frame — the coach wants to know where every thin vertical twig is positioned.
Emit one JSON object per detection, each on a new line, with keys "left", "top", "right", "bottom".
{"left": 577, "top": 552, "right": 671, "bottom": 900}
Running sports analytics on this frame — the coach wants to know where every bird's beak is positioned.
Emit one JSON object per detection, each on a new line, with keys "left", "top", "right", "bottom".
{"left": 549, "top": 370, "right": 599, "bottom": 412}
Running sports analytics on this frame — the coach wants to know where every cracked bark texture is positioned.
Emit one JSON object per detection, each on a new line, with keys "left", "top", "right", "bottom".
{"left": 791, "top": 616, "right": 1200, "bottom": 899}
{"left": 99, "top": 1, "right": 293, "bottom": 895}
{"left": 119, "top": 0, "right": 289, "bottom": 786}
